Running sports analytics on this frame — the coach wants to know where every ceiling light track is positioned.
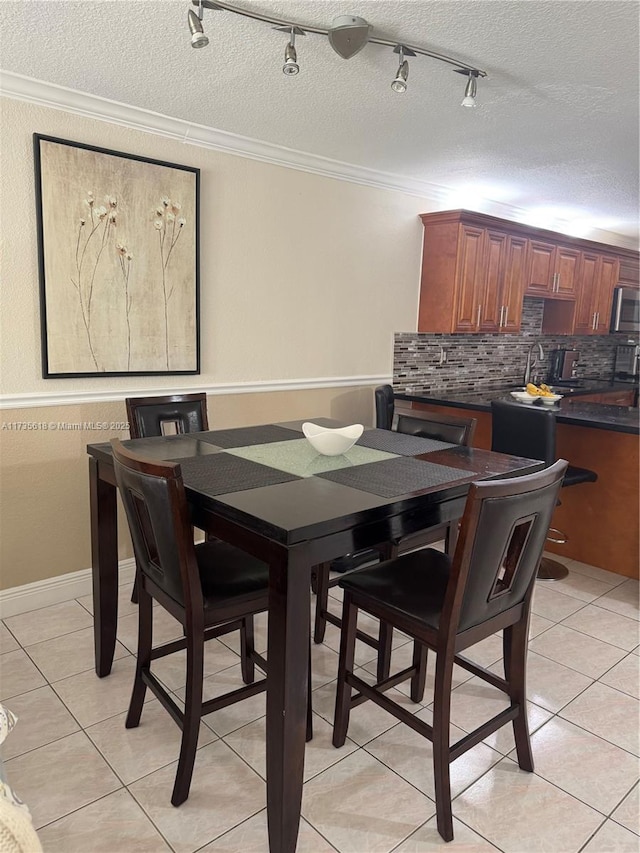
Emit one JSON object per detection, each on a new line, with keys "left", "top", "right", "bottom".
{"left": 191, "top": 0, "right": 487, "bottom": 101}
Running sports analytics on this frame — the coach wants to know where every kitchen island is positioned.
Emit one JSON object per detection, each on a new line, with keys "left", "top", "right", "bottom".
{"left": 395, "top": 386, "right": 639, "bottom": 579}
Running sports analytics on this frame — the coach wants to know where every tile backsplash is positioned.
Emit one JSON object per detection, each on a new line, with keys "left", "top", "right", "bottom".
{"left": 393, "top": 298, "right": 633, "bottom": 393}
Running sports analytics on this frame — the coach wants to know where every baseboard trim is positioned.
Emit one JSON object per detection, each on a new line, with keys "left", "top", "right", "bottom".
{"left": 0, "top": 558, "right": 136, "bottom": 618}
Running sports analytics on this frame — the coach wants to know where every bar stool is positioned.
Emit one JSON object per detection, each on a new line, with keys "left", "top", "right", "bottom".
{"left": 490, "top": 399, "right": 598, "bottom": 580}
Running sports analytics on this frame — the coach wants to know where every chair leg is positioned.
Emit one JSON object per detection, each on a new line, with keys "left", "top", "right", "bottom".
{"left": 376, "top": 622, "right": 393, "bottom": 682}
{"left": 432, "top": 651, "right": 455, "bottom": 843}
{"left": 313, "top": 562, "right": 331, "bottom": 644}
{"left": 506, "top": 621, "right": 534, "bottom": 772}
{"left": 240, "top": 616, "right": 256, "bottom": 684}
{"left": 306, "top": 640, "right": 313, "bottom": 742}
{"left": 410, "top": 641, "right": 428, "bottom": 703}
{"left": 125, "top": 582, "right": 152, "bottom": 729}
{"left": 332, "top": 595, "right": 358, "bottom": 748}
{"left": 172, "top": 624, "right": 204, "bottom": 806}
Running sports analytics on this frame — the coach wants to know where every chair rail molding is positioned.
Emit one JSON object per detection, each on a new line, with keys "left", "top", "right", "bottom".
{"left": 0, "top": 375, "right": 391, "bottom": 410}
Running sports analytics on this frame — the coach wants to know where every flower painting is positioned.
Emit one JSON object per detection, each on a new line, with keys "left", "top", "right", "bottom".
{"left": 34, "top": 135, "right": 199, "bottom": 376}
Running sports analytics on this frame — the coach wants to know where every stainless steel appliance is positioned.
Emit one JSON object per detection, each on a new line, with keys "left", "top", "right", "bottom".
{"left": 610, "top": 287, "right": 640, "bottom": 333}
{"left": 614, "top": 343, "right": 640, "bottom": 383}
{"left": 548, "top": 349, "right": 580, "bottom": 383}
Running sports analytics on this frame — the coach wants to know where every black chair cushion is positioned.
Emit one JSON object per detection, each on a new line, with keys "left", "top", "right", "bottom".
{"left": 563, "top": 465, "right": 598, "bottom": 487}
{"left": 339, "top": 548, "right": 451, "bottom": 631}
{"left": 196, "top": 541, "right": 269, "bottom": 610}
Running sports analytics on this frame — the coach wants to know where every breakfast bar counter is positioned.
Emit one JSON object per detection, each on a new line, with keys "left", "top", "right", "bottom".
{"left": 394, "top": 390, "right": 639, "bottom": 579}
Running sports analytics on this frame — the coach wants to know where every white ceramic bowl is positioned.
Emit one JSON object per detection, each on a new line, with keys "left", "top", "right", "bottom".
{"left": 510, "top": 391, "right": 536, "bottom": 404}
{"left": 539, "top": 394, "right": 563, "bottom": 405}
{"left": 302, "top": 422, "right": 363, "bottom": 456}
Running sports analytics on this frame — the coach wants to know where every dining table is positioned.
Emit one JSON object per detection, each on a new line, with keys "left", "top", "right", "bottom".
{"left": 87, "top": 416, "right": 542, "bottom": 853}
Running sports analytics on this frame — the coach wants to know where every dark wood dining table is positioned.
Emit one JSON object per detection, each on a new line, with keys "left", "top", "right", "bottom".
{"left": 87, "top": 417, "right": 542, "bottom": 853}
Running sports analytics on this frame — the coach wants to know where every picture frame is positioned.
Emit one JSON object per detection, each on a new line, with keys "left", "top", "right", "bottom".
{"left": 34, "top": 134, "right": 200, "bottom": 377}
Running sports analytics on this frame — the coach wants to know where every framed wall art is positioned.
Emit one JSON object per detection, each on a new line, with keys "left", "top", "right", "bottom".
{"left": 34, "top": 134, "right": 200, "bottom": 377}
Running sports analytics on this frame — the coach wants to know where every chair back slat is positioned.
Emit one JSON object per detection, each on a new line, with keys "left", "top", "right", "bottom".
{"left": 443, "top": 459, "right": 567, "bottom": 635}
{"left": 111, "top": 439, "right": 201, "bottom": 608}
{"left": 126, "top": 393, "right": 208, "bottom": 439}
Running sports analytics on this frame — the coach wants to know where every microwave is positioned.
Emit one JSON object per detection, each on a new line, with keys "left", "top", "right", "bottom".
{"left": 610, "top": 287, "right": 640, "bottom": 333}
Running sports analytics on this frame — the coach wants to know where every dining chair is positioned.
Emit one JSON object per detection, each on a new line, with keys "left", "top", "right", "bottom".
{"left": 125, "top": 392, "right": 209, "bottom": 438}
{"left": 126, "top": 393, "right": 211, "bottom": 603}
{"left": 332, "top": 459, "right": 568, "bottom": 842}
{"left": 490, "top": 399, "right": 597, "bottom": 580}
{"left": 111, "top": 439, "right": 311, "bottom": 807}
{"left": 374, "top": 383, "right": 395, "bottom": 431}
{"left": 313, "top": 407, "right": 477, "bottom": 682}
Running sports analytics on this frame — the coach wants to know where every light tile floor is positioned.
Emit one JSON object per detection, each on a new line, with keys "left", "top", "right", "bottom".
{"left": 1, "top": 553, "right": 638, "bottom": 852}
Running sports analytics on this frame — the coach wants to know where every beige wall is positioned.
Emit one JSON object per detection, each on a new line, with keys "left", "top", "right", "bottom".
{"left": 0, "top": 96, "right": 439, "bottom": 592}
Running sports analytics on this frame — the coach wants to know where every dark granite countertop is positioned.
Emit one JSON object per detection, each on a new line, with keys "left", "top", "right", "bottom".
{"left": 395, "top": 381, "right": 639, "bottom": 435}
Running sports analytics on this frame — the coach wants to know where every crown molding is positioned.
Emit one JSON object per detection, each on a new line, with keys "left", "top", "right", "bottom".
{"left": 1, "top": 70, "right": 635, "bottom": 248}
{"left": 0, "top": 375, "right": 390, "bottom": 410}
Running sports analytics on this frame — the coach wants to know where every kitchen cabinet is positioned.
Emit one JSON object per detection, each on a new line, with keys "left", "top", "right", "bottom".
{"left": 418, "top": 210, "right": 639, "bottom": 335}
{"left": 418, "top": 213, "right": 526, "bottom": 333}
{"left": 618, "top": 255, "right": 640, "bottom": 288}
{"left": 525, "top": 240, "right": 580, "bottom": 298}
{"left": 573, "top": 253, "right": 620, "bottom": 334}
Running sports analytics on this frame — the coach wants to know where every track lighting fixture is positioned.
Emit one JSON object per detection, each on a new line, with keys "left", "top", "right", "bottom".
{"left": 391, "top": 45, "right": 415, "bottom": 93}
{"left": 188, "top": 1, "right": 209, "bottom": 49}
{"left": 459, "top": 70, "right": 479, "bottom": 107}
{"left": 189, "top": 1, "right": 487, "bottom": 105}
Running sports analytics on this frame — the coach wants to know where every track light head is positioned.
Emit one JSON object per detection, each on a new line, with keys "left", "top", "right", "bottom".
{"left": 277, "top": 26, "right": 304, "bottom": 76}
{"left": 392, "top": 60, "right": 409, "bottom": 93}
{"left": 461, "top": 70, "right": 478, "bottom": 107}
{"left": 391, "top": 45, "right": 413, "bottom": 93}
{"left": 188, "top": 9, "right": 209, "bottom": 48}
{"left": 283, "top": 41, "right": 299, "bottom": 75}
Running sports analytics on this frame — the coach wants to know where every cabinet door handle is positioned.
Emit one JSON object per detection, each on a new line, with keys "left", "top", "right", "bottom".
{"left": 504, "top": 305, "right": 508, "bottom": 326}
{"left": 595, "top": 311, "right": 600, "bottom": 328}
{"left": 551, "top": 272, "right": 557, "bottom": 291}
{"left": 592, "top": 312, "right": 596, "bottom": 330}
{"left": 499, "top": 305, "right": 504, "bottom": 327}
{"left": 476, "top": 305, "right": 481, "bottom": 327}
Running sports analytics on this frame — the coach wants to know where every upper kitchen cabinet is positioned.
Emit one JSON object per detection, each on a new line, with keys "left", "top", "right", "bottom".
{"left": 417, "top": 211, "right": 526, "bottom": 334}
{"left": 618, "top": 255, "right": 640, "bottom": 288}
{"left": 418, "top": 210, "right": 639, "bottom": 335}
{"left": 525, "top": 240, "right": 580, "bottom": 298}
{"left": 573, "top": 252, "right": 620, "bottom": 334}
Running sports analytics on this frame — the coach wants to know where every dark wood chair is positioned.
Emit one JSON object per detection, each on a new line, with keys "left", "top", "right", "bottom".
{"left": 332, "top": 459, "right": 568, "bottom": 842}
{"left": 490, "top": 399, "right": 597, "bottom": 580}
{"left": 126, "top": 393, "right": 211, "bottom": 604}
{"left": 374, "top": 383, "right": 395, "bottom": 431}
{"left": 126, "top": 392, "right": 209, "bottom": 438}
{"left": 111, "top": 438, "right": 271, "bottom": 806}
{"left": 313, "top": 407, "right": 477, "bottom": 682}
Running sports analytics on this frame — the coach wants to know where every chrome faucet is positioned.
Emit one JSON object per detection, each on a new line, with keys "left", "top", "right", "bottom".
{"left": 523, "top": 342, "right": 544, "bottom": 385}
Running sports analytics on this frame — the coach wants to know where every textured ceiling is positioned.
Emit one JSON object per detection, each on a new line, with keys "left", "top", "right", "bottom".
{"left": 1, "top": 0, "right": 639, "bottom": 243}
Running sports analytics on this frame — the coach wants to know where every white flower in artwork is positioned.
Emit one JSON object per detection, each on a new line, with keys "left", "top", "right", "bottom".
{"left": 96, "top": 205, "right": 108, "bottom": 220}
{"left": 155, "top": 206, "right": 164, "bottom": 217}
{"left": 153, "top": 196, "right": 187, "bottom": 370}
